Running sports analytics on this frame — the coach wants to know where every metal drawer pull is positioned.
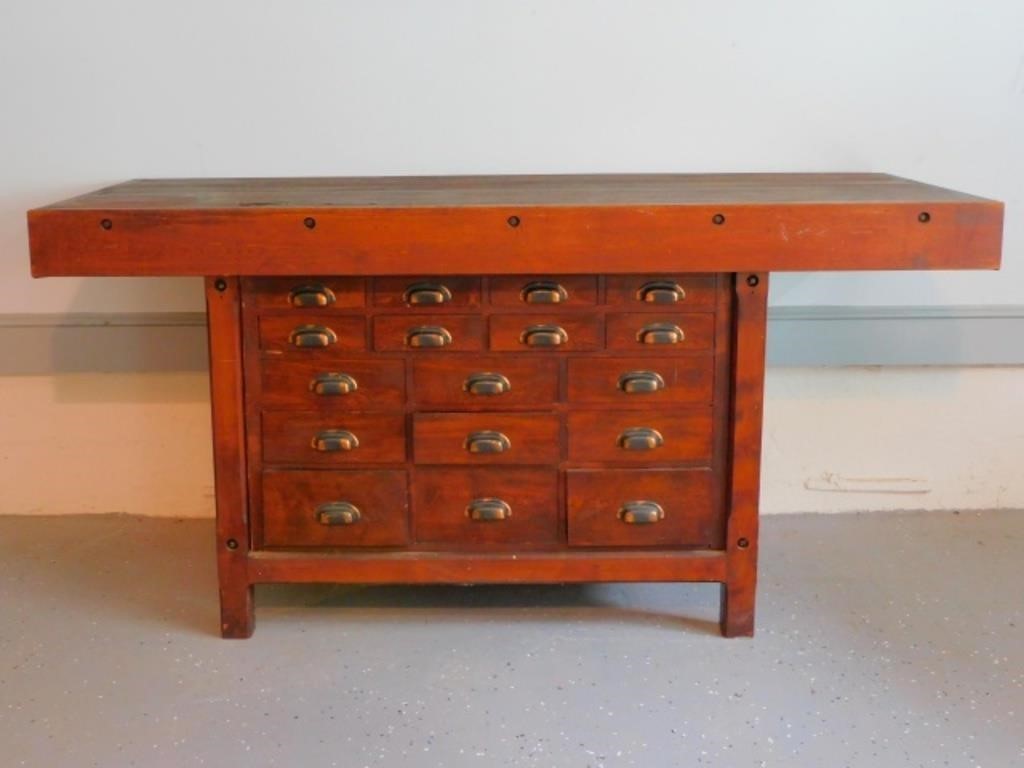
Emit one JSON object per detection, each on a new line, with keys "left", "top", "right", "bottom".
{"left": 521, "top": 324, "right": 568, "bottom": 347}
{"left": 637, "top": 280, "right": 685, "bottom": 304}
{"left": 618, "top": 500, "right": 665, "bottom": 525}
{"left": 617, "top": 427, "right": 664, "bottom": 451}
{"left": 289, "top": 283, "right": 336, "bottom": 308}
{"left": 316, "top": 501, "right": 361, "bottom": 526}
{"left": 312, "top": 429, "right": 359, "bottom": 452}
{"left": 464, "top": 372, "right": 511, "bottom": 396}
{"left": 309, "top": 372, "right": 358, "bottom": 396}
{"left": 638, "top": 322, "right": 685, "bottom": 345}
{"left": 521, "top": 280, "right": 568, "bottom": 304}
{"left": 404, "top": 282, "right": 452, "bottom": 305}
{"left": 465, "top": 430, "right": 511, "bottom": 454}
{"left": 618, "top": 370, "right": 665, "bottom": 394}
{"left": 289, "top": 325, "right": 338, "bottom": 348}
{"left": 407, "top": 326, "right": 452, "bottom": 348}
{"left": 466, "top": 498, "right": 512, "bottom": 522}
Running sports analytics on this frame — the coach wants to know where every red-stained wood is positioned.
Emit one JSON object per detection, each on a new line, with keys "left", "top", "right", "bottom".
{"left": 605, "top": 313, "right": 716, "bottom": 352}
{"left": 261, "top": 411, "right": 407, "bottom": 466}
{"left": 605, "top": 274, "right": 719, "bottom": 309}
{"left": 261, "top": 357, "right": 406, "bottom": 411}
{"left": 566, "top": 356, "right": 714, "bottom": 406}
{"left": 373, "top": 314, "right": 485, "bottom": 352}
{"left": 566, "top": 408, "right": 715, "bottom": 464}
{"left": 373, "top": 276, "right": 482, "bottom": 308}
{"left": 488, "top": 314, "right": 603, "bottom": 352}
{"left": 411, "top": 356, "right": 560, "bottom": 409}
{"left": 488, "top": 275, "right": 598, "bottom": 307}
{"left": 412, "top": 412, "right": 562, "bottom": 465}
{"left": 243, "top": 276, "right": 366, "bottom": 311}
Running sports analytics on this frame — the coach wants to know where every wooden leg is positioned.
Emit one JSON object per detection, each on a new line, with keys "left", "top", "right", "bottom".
{"left": 719, "top": 581, "right": 755, "bottom": 637}
{"left": 219, "top": 580, "right": 255, "bottom": 639}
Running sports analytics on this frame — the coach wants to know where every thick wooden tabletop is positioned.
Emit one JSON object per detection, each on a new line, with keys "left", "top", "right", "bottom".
{"left": 28, "top": 174, "right": 1002, "bottom": 276}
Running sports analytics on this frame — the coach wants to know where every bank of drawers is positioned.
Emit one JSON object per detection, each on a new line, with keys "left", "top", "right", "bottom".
{"left": 244, "top": 275, "right": 724, "bottom": 552}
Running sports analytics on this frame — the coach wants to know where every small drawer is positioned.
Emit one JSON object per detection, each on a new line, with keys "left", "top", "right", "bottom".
{"left": 606, "top": 313, "right": 715, "bottom": 352}
{"left": 258, "top": 314, "right": 366, "bottom": 354}
{"left": 243, "top": 277, "right": 366, "bottom": 311}
{"left": 489, "top": 315, "right": 602, "bottom": 352}
{"left": 260, "top": 358, "right": 406, "bottom": 410}
{"left": 411, "top": 357, "right": 560, "bottom": 409}
{"left": 567, "top": 409, "right": 714, "bottom": 464}
{"left": 566, "top": 468, "right": 719, "bottom": 548}
{"left": 412, "top": 468, "right": 559, "bottom": 547}
{"left": 606, "top": 275, "right": 717, "bottom": 309}
{"left": 262, "top": 411, "right": 406, "bottom": 465}
{"left": 489, "top": 276, "right": 598, "bottom": 307}
{"left": 261, "top": 469, "right": 409, "bottom": 547}
{"left": 373, "top": 277, "right": 481, "bottom": 308}
{"left": 567, "top": 356, "right": 714, "bottom": 405}
{"left": 412, "top": 412, "right": 561, "bottom": 465}
{"left": 374, "top": 314, "right": 485, "bottom": 352}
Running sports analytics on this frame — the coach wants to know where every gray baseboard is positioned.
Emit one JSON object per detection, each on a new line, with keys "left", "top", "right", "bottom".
{"left": 0, "top": 306, "right": 1021, "bottom": 375}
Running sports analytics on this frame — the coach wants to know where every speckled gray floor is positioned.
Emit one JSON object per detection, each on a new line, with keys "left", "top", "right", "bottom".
{"left": 1, "top": 511, "right": 1021, "bottom": 767}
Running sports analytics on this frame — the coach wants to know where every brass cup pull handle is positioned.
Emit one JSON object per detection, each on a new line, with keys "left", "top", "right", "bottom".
{"left": 617, "top": 427, "right": 664, "bottom": 451}
{"left": 521, "top": 324, "right": 568, "bottom": 347}
{"left": 290, "top": 325, "right": 338, "bottom": 348}
{"left": 521, "top": 280, "right": 568, "bottom": 304}
{"left": 309, "top": 372, "right": 358, "bottom": 396}
{"left": 464, "top": 372, "right": 511, "bottom": 396}
{"left": 618, "top": 370, "right": 666, "bottom": 394}
{"left": 312, "top": 429, "right": 359, "bottom": 452}
{"left": 316, "top": 501, "right": 361, "bottom": 526}
{"left": 404, "top": 282, "right": 452, "bottom": 305}
{"left": 618, "top": 500, "right": 665, "bottom": 525}
{"left": 289, "top": 284, "right": 337, "bottom": 308}
{"left": 638, "top": 323, "right": 685, "bottom": 345}
{"left": 466, "top": 498, "right": 512, "bottom": 522}
{"left": 407, "top": 326, "right": 453, "bottom": 348}
{"left": 637, "top": 280, "right": 685, "bottom": 304}
{"left": 465, "top": 430, "right": 511, "bottom": 454}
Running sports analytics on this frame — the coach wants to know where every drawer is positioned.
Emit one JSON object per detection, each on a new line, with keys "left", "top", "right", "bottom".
{"left": 606, "top": 274, "right": 718, "bottom": 309}
{"left": 412, "top": 412, "right": 561, "bottom": 465}
{"left": 261, "top": 469, "right": 409, "bottom": 547}
{"left": 374, "top": 314, "right": 485, "bottom": 352}
{"left": 567, "top": 409, "right": 714, "bottom": 464}
{"left": 261, "top": 358, "right": 406, "bottom": 410}
{"left": 412, "top": 468, "right": 559, "bottom": 547}
{"left": 258, "top": 314, "right": 366, "bottom": 354}
{"left": 489, "top": 276, "right": 598, "bottom": 307}
{"left": 373, "top": 277, "right": 481, "bottom": 308}
{"left": 567, "top": 356, "right": 714, "bottom": 405}
{"left": 411, "top": 357, "right": 559, "bottom": 409}
{"left": 262, "top": 411, "right": 406, "bottom": 465}
{"left": 566, "top": 468, "right": 718, "bottom": 548}
{"left": 243, "top": 277, "right": 366, "bottom": 311}
{"left": 606, "top": 313, "right": 715, "bottom": 352}
{"left": 489, "top": 315, "right": 602, "bottom": 352}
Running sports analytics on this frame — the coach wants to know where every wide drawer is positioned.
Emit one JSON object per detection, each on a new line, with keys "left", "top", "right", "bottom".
{"left": 411, "top": 357, "right": 559, "bottom": 409}
{"left": 261, "top": 469, "right": 409, "bottom": 547}
{"left": 373, "top": 277, "right": 481, "bottom": 308}
{"left": 261, "top": 358, "right": 406, "bottom": 410}
{"left": 244, "top": 277, "right": 366, "bottom": 311}
{"left": 567, "top": 409, "right": 714, "bottom": 464}
{"left": 412, "top": 468, "right": 559, "bottom": 547}
{"left": 567, "top": 356, "right": 714, "bottom": 405}
{"left": 566, "top": 468, "right": 718, "bottom": 548}
{"left": 412, "top": 412, "right": 561, "bottom": 464}
{"left": 606, "top": 313, "right": 716, "bottom": 352}
{"left": 374, "top": 314, "right": 485, "bottom": 352}
{"left": 489, "top": 276, "right": 598, "bottom": 307}
{"left": 258, "top": 314, "right": 366, "bottom": 354}
{"left": 262, "top": 411, "right": 406, "bottom": 465}
{"left": 606, "top": 274, "right": 718, "bottom": 309}
{"left": 489, "top": 315, "right": 602, "bottom": 352}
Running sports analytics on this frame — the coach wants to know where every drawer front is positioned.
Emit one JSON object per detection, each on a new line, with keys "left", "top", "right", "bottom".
{"left": 566, "top": 468, "right": 718, "bottom": 548}
{"left": 489, "top": 276, "right": 598, "bottom": 307}
{"left": 411, "top": 357, "right": 560, "bottom": 408}
{"left": 606, "top": 274, "right": 718, "bottom": 309}
{"left": 374, "top": 314, "right": 485, "bottom": 352}
{"left": 606, "top": 313, "right": 716, "bottom": 352}
{"left": 244, "top": 277, "right": 366, "bottom": 311}
{"left": 567, "top": 356, "right": 714, "bottom": 405}
{"left": 263, "top": 411, "right": 406, "bottom": 465}
{"left": 373, "top": 277, "right": 481, "bottom": 308}
{"left": 413, "top": 412, "right": 561, "bottom": 465}
{"left": 262, "top": 469, "right": 409, "bottom": 547}
{"left": 258, "top": 314, "right": 366, "bottom": 353}
{"left": 567, "top": 409, "right": 714, "bottom": 464}
{"left": 261, "top": 358, "right": 406, "bottom": 410}
{"left": 489, "top": 315, "right": 602, "bottom": 352}
{"left": 412, "top": 468, "right": 559, "bottom": 546}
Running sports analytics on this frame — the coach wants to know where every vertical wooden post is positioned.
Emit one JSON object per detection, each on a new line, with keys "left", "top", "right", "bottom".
{"left": 205, "top": 277, "right": 254, "bottom": 638}
{"left": 721, "top": 272, "right": 769, "bottom": 637}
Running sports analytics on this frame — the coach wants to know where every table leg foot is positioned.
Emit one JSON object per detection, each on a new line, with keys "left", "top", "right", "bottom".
{"left": 719, "top": 581, "right": 755, "bottom": 638}
{"left": 219, "top": 583, "right": 255, "bottom": 639}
